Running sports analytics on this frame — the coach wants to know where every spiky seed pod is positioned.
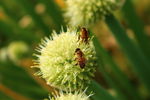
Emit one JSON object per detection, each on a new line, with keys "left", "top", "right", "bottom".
{"left": 65, "top": 0, "right": 125, "bottom": 27}
{"left": 33, "top": 28, "right": 97, "bottom": 91}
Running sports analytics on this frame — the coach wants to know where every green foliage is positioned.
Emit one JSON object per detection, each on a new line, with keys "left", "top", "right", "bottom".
{"left": 122, "top": 0, "right": 150, "bottom": 59}
{"left": 93, "top": 36, "right": 142, "bottom": 100}
{"left": 89, "top": 81, "right": 117, "bottom": 100}
{"left": 0, "top": 61, "right": 48, "bottom": 100}
{"left": 0, "top": 0, "right": 150, "bottom": 100}
{"left": 105, "top": 14, "right": 150, "bottom": 92}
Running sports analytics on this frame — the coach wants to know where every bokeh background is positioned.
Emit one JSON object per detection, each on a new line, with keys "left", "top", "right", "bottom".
{"left": 0, "top": 0, "right": 150, "bottom": 100}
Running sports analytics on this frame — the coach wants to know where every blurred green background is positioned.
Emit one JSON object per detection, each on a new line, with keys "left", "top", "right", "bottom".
{"left": 0, "top": 0, "right": 150, "bottom": 100}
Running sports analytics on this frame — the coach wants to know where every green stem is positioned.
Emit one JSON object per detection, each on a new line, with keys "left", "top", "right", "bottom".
{"left": 105, "top": 14, "right": 150, "bottom": 92}
{"left": 122, "top": 0, "right": 150, "bottom": 59}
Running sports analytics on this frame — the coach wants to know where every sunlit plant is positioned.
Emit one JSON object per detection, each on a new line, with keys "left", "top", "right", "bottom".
{"left": 33, "top": 27, "right": 97, "bottom": 91}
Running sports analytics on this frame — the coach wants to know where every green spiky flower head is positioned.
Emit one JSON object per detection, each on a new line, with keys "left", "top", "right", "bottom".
{"left": 65, "top": 0, "right": 125, "bottom": 27}
{"left": 34, "top": 28, "right": 96, "bottom": 90}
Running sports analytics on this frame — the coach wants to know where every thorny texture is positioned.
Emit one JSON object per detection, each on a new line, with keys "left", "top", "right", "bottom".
{"left": 33, "top": 28, "right": 97, "bottom": 91}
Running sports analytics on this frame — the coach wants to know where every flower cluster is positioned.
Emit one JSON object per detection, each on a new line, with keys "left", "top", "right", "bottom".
{"left": 65, "top": 0, "right": 124, "bottom": 27}
{"left": 34, "top": 28, "right": 96, "bottom": 91}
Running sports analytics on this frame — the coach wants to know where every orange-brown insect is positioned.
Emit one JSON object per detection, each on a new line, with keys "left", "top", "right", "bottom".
{"left": 75, "top": 48, "right": 86, "bottom": 69}
{"left": 79, "top": 27, "right": 89, "bottom": 44}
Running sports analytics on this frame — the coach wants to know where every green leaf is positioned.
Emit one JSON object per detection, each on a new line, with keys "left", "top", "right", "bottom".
{"left": 122, "top": 0, "right": 150, "bottom": 60}
{"left": 93, "top": 36, "right": 142, "bottom": 100}
{"left": 37, "top": 0, "right": 65, "bottom": 31}
{"left": 105, "top": 14, "right": 150, "bottom": 92}
{"left": 0, "top": 20, "right": 38, "bottom": 44}
{"left": 89, "top": 80, "right": 117, "bottom": 100}
{"left": 14, "top": 0, "right": 51, "bottom": 36}
{"left": 0, "top": 61, "right": 48, "bottom": 100}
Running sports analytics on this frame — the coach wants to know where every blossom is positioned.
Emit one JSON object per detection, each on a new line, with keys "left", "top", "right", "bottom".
{"left": 33, "top": 28, "right": 97, "bottom": 90}
{"left": 65, "top": 0, "right": 124, "bottom": 27}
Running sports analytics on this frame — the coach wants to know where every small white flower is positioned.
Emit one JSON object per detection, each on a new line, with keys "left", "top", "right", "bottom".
{"left": 33, "top": 28, "right": 97, "bottom": 90}
{"left": 65, "top": 0, "right": 125, "bottom": 27}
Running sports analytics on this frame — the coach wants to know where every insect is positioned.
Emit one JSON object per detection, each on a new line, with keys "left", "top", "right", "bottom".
{"left": 75, "top": 48, "right": 86, "bottom": 69}
{"left": 78, "top": 27, "right": 89, "bottom": 44}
